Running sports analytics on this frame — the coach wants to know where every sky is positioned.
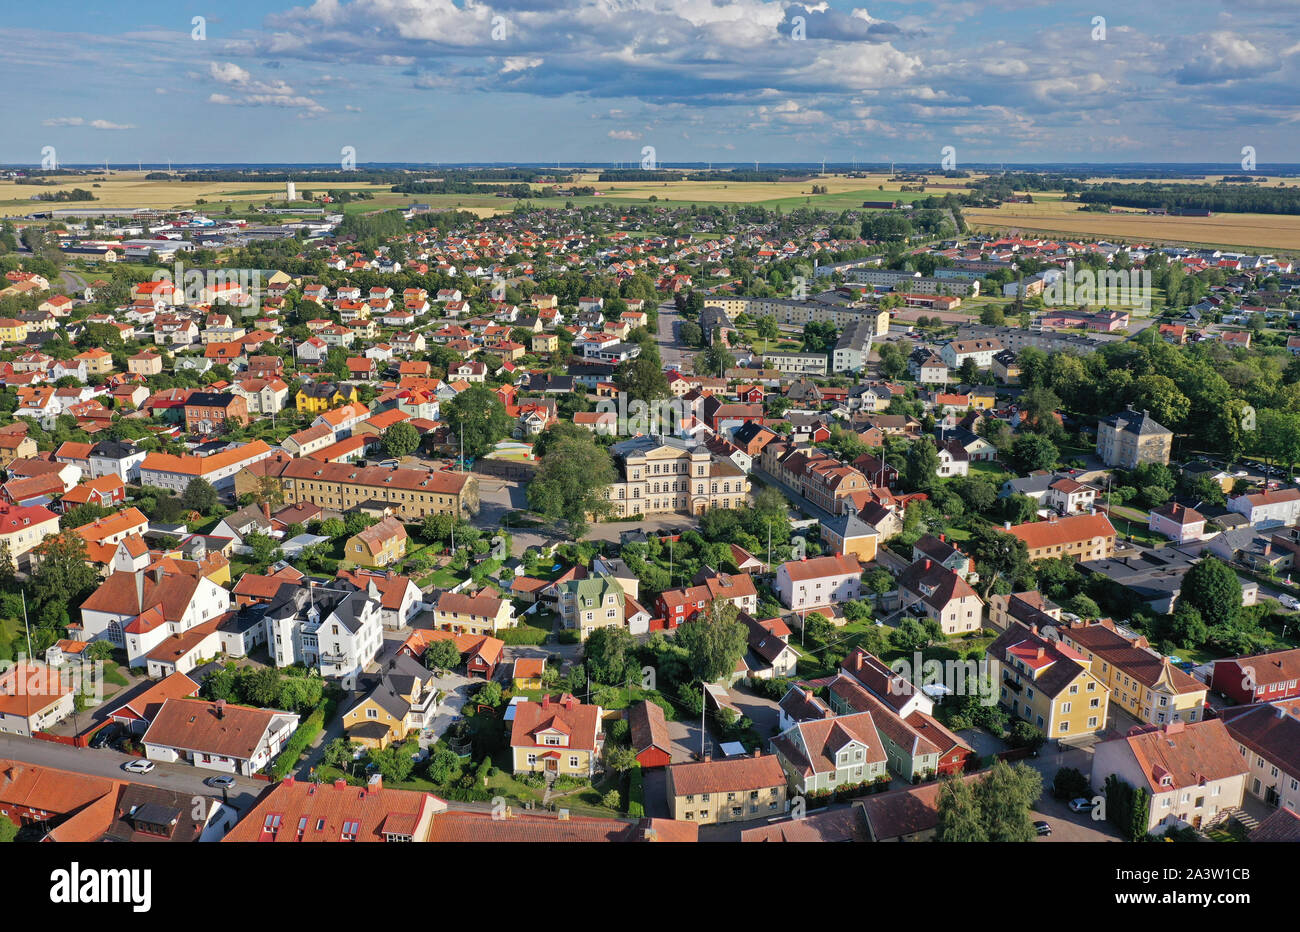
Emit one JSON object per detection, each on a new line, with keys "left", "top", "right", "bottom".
{"left": 5, "top": 0, "right": 1300, "bottom": 166}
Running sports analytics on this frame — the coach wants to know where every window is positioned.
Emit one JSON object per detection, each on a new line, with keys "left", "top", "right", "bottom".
{"left": 341, "top": 820, "right": 360, "bottom": 841}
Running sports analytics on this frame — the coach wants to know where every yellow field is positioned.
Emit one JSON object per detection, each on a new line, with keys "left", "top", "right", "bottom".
{"left": 7, "top": 170, "right": 1298, "bottom": 253}
{"left": 967, "top": 198, "right": 1300, "bottom": 252}
{"left": 0, "top": 171, "right": 407, "bottom": 218}
{"left": 568, "top": 171, "right": 962, "bottom": 203}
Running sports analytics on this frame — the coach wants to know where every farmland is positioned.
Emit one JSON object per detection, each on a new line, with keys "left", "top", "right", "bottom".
{"left": 966, "top": 194, "right": 1300, "bottom": 252}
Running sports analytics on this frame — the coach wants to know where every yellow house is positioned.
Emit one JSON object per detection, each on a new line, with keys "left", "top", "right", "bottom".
{"left": 345, "top": 516, "right": 408, "bottom": 568}
{"left": 988, "top": 622, "right": 1110, "bottom": 739}
{"left": 296, "top": 382, "right": 359, "bottom": 415}
{"left": 1058, "top": 620, "right": 1207, "bottom": 726}
{"left": 433, "top": 589, "right": 516, "bottom": 636}
{"left": 968, "top": 388, "right": 996, "bottom": 411}
{"left": 0, "top": 318, "right": 29, "bottom": 343}
{"left": 531, "top": 332, "right": 558, "bottom": 354}
{"left": 665, "top": 754, "right": 788, "bottom": 824}
{"left": 342, "top": 658, "right": 439, "bottom": 749}
{"left": 820, "top": 512, "right": 879, "bottom": 564}
{"left": 509, "top": 694, "right": 602, "bottom": 776}
{"left": 511, "top": 657, "right": 546, "bottom": 690}
{"left": 76, "top": 348, "right": 115, "bottom": 377}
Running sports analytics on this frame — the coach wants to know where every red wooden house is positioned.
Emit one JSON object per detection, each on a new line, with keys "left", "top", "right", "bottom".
{"left": 629, "top": 699, "right": 672, "bottom": 768}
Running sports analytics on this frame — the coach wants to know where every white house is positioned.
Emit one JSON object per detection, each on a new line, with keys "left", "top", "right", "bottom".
{"left": 76, "top": 563, "right": 232, "bottom": 668}
{"left": 775, "top": 554, "right": 862, "bottom": 611}
{"left": 1229, "top": 488, "right": 1300, "bottom": 527}
{"left": 264, "top": 580, "right": 385, "bottom": 681}
{"left": 1148, "top": 502, "right": 1207, "bottom": 544}
{"left": 143, "top": 697, "right": 298, "bottom": 776}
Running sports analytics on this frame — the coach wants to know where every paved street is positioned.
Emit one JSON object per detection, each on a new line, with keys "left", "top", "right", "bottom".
{"left": 0, "top": 732, "right": 267, "bottom": 812}
{"left": 655, "top": 299, "right": 689, "bottom": 370}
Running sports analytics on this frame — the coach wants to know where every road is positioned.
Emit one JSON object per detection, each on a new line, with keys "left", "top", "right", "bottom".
{"left": 655, "top": 299, "right": 688, "bottom": 370}
{"left": 0, "top": 732, "right": 266, "bottom": 812}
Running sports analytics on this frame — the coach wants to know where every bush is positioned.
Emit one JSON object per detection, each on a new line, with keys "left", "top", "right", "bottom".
{"left": 1053, "top": 766, "right": 1091, "bottom": 800}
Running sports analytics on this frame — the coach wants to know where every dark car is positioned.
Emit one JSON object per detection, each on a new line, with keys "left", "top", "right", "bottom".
{"left": 1034, "top": 820, "right": 1052, "bottom": 837}
{"left": 89, "top": 725, "right": 120, "bottom": 749}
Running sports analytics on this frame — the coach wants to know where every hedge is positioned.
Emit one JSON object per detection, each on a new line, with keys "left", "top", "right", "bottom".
{"left": 268, "top": 689, "right": 339, "bottom": 780}
{"left": 628, "top": 765, "right": 645, "bottom": 818}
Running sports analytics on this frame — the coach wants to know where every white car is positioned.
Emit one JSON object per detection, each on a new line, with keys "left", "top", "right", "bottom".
{"left": 1279, "top": 595, "right": 1300, "bottom": 611}
{"left": 122, "top": 759, "right": 155, "bottom": 775}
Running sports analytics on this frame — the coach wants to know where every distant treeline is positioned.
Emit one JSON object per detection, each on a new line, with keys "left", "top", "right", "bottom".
{"left": 1075, "top": 182, "right": 1300, "bottom": 215}
{"left": 32, "top": 188, "right": 97, "bottom": 202}
{"left": 596, "top": 169, "right": 813, "bottom": 182}
{"left": 148, "top": 168, "right": 570, "bottom": 185}
{"left": 391, "top": 181, "right": 592, "bottom": 198}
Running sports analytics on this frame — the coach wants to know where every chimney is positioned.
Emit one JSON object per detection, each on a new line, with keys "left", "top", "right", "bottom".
{"left": 334, "top": 777, "right": 347, "bottom": 790}
{"left": 282, "top": 774, "right": 295, "bottom": 786}
{"left": 924, "top": 559, "right": 932, "bottom": 571}
{"left": 263, "top": 502, "right": 272, "bottom": 522}
{"left": 367, "top": 773, "right": 383, "bottom": 794}
{"left": 752, "top": 748, "right": 762, "bottom": 758}
{"left": 542, "top": 694, "right": 550, "bottom": 709}
{"left": 1004, "top": 520, "right": 1011, "bottom": 530}
{"left": 215, "top": 699, "right": 225, "bottom": 719}
{"left": 564, "top": 694, "right": 575, "bottom": 711}
{"left": 939, "top": 533, "right": 945, "bottom": 542}
{"left": 1035, "top": 646, "right": 1045, "bottom": 660}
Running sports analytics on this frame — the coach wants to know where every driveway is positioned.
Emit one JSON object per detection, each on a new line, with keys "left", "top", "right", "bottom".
{"left": 728, "top": 683, "right": 783, "bottom": 743}
{"left": 421, "top": 671, "right": 472, "bottom": 746}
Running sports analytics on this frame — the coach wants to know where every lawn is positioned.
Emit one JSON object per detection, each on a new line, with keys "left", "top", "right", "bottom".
{"left": 417, "top": 567, "right": 463, "bottom": 590}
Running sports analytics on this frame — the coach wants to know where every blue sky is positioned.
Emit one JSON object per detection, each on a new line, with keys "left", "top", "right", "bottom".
{"left": 5, "top": 0, "right": 1300, "bottom": 165}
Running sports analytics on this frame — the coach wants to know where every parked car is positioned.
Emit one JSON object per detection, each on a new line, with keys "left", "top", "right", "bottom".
{"left": 122, "top": 759, "right": 155, "bottom": 775}
{"left": 1034, "top": 820, "right": 1052, "bottom": 836}
{"left": 1068, "top": 798, "right": 1095, "bottom": 813}
{"left": 1279, "top": 594, "right": 1300, "bottom": 611}
{"left": 89, "top": 724, "right": 120, "bottom": 749}
{"left": 203, "top": 774, "right": 237, "bottom": 789}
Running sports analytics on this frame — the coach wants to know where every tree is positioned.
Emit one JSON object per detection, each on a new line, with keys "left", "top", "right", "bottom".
{"left": 1010, "top": 433, "right": 1058, "bottom": 472}
{"left": 615, "top": 356, "right": 669, "bottom": 403}
{"left": 30, "top": 532, "right": 99, "bottom": 626}
{"left": 967, "top": 525, "right": 1030, "bottom": 598}
{"left": 527, "top": 436, "right": 617, "bottom": 536}
{"left": 976, "top": 760, "right": 1043, "bottom": 842}
{"left": 676, "top": 600, "right": 748, "bottom": 683}
{"left": 474, "top": 680, "right": 503, "bottom": 707}
{"left": 369, "top": 743, "right": 415, "bottom": 783}
{"left": 936, "top": 775, "right": 987, "bottom": 842}
{"left": 584, "top": 626, "right": 635, "bottom": 686}
{"left": 427, "top": 747, "right": 461, "bottom": 784}
{"left": 903, "top": 438, "right": 940, "bottom": 492}
{"left": 381, "top": 421, "right": 420, "bottom": 459}
{"left": 180, "top": 477, "right": 218, "bottom": 515}
{"left": 693, "top": 342, "right": 734, "bottom": 377}
{"left": 1171, "top": 604, "right": 1209, "bottom": 650}
{"left": 322, "top": 738, "right": 359, "bottom": 771}
{"left": 425, "top": 637, "right": 462, "bottom": 673}
{"left": 803, "top": 612, "right": 835, "bottom": 647}
{"left": 1180, "top": 557, "right": 1241, "bottom": 629}
{"left": 605, "top": 745, "right": 639, "bottom": 773}
{"left": 755, "top": 315, "right": 779, "bottom": 351}
{"left": 443, "top": 384, "right": 511, "bottom": 459}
